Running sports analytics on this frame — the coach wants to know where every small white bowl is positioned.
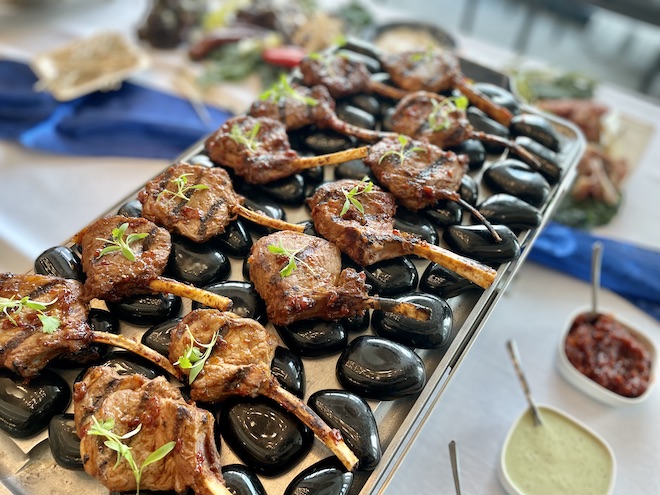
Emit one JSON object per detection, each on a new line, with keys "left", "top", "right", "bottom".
{"left": 557, "top": 309, "right": 657, "bottom": 406}
{"left": 499, "top": 404, "right": 616, "bottom": 495}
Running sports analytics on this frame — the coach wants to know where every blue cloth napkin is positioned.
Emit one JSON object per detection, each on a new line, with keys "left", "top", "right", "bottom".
{"left": 0, "top": 59, "right": 231, "bottom": 160}
{"left": 529, "top": 221, "right": 660, "bottom": 321}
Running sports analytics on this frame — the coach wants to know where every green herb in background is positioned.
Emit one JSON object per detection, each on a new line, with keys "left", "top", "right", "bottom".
{"left": 198, "top": 42, "right": 283, "bottom": 89}
{"left": 512, "top": 69, "right": 596, "bottom": 103}
{"left": 334, "top": 0, "right": 374, "bottom": 35}
{"left": 553, "top": 193, "right": 622, "bottom": 230}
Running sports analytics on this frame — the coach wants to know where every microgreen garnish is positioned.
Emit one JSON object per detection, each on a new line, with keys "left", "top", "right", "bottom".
{"left": 308, "top": 49, "right": 348, "bottom": 78}
{"left": 229, "top": 121, "right": 262, "bottom": 153}
{"left": 95, "top": 222, "right": 149, "bottom": 262}
{"left": 156, "top": 173, "right": 209, "bottom": 203}
{"left": 377, "top": 135, "right": 426, "bottom": 166}
{"left": 427, "top": 95, "right": 469, "bottom": 131}
{"left": 259, "top": 74, "right": 318, "bottom": 106}
{"left": 341, "top": 177, "right": 373, "bottom": 216}
{"left": 174, "top": 326, "right": 218, "bottom": 384}
{"left": 267, "top": 242, "right": 315, "bottom": 277}
{"left": 0, "top": 295, "right": 60, "bottom": 334}
{"left": 88, "top": 416, "right": 176, "bottom": 495}
{"left": 409, "top": 46, "right": 436, "bottom": 63}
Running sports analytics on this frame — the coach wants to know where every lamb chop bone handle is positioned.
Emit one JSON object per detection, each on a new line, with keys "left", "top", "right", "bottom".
{"left": 326, "top": 113, "right": 399, "bottom": 143}
{"left": 292, "top": 146, "right": 369, "bottom": 171}
{"left": 233, "top": 204, "right": 305, "bottom": 233}
{"left": 367, "top": 80, "right": 410, "bottom": 100}
{"left": 148, "top": 277, "right": 233, "bottom": 311}
{"left": 200, "top": 476, "right": 233, "bottom": 495}
{"left": 470, "top": 130, "right": 545, "bottom": 176}
{"left": 455, "top": 78, "right": 513, "bottom": 127}
{"left": 365, "top": 296, "right": 431, "bottom": 321}
{"left": 263, "top": 379, "right": 359, "bottom": 471}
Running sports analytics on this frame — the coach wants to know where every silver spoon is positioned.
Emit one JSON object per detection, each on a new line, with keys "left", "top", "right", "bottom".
{"left": 506, "top": 339, "right": 543, "bottom": 426}
{"left": 590, "top": 241, "right": 604, "bottom": 320}
{"left": 448, "top": 440, "right": 462, "bottom": 495}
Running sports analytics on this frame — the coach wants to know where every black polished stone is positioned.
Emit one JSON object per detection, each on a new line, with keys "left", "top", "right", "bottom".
{"left": 394, "top": 209, "right": 438, "bottom": 245}
{"left": 467, "top": 107, "right": 509, "bottom": 153}
{"left": 424, "top": 200, "right": 463, "bottom": 229}
{"left": 341, "top": 312, "right": 370, "bottom": 333}
{"left": 482, "top": 159, "right": 550, "bottom": 208}
{"left": 255, "top": 174, "right": 306, "bottom": 207}
{"left": 189, "top": 154, "right": 214, "bottom": 168}
{"left": 219, "top": 396, "right": 314, "bottom": 476}
{"left": 336, "top": 104, "right": 376, "bottom": 130}
{"left": 443, "top": 224, "right": 520, "bottom": 264}
{"left": 362, "top": 257, "right": 418, "bottom": 296}
{"left": 333, "top": 159, "right": 373, "bottom": 181}
{"left": 34, "top": 246, "right": 83, "bottom": 280}
{"left": 193, "top": 281, "right": 266, "bottom": 322}
{"left": 304, "top": 130, "right": 355, "bottom": 154}
{"left": 141, "top": 317, "right": 182, "bottom": 356}
{"left": 478, "top": 193, "right": 542, "bottom": 231}
{"left": 346, "top": 94, "right": 380, "bottom": 117}
{"left": 336, "top": 336, "right": 426, "bottom": 400}
{"left": 74, "top": 351, "right": 162, "bottom": 383}
{"left": 211, "top": 220, "right": 252, "bottom": 257}
{"left": 106, "top": 293, "right": 182, "bottom": 327}
{"left": 372, "top": 293, "right": 452, "bottom": 349}
{"left": 49, "top": 413, "right": 82, "bottom": 470}
{"left": 166, "top": 235, "right": 231, "bottom": 287}
{"left": 275, "top": 320, "right": 347, "bottom": 358}
{"left": 308, "top": 390, "right": 381, "bottom": 471}
{"left": 336, "top": 48, "right": 382, "bottom": 73}
{"left": 284, "top": 457, "right": 354, "bottom": 495}
{"left": 301, "top": 164, "right": 325, "bottom": 184}
{"left": 450, "top": 138, "right": 486, "bottom": 171}
{"left": 510, "top": 136, "right": 561, "bottom": 184}
{"left": 222, "top": 464, "right": 267, "bottom": 495}
{"left": 271, "top": 346, "right": 305, "bottom": 398}
{"left": 242, "top": 197, "right": 288, "bottom": 236}
{"left": 339, "top": 37, "right": 381, "bottom": 61}
{"left": 459, "top": 174, "right": 479, "bottom": 206}
{"left": 0, "top": 369, "right": 70, "bottom": 438}
{"left": 420, "top": 262, "right": 476, "bottom": 299}
{"left": 510, "top": 114, "right": 560, "bottom": 152}
{"left": 117, "top": 199, "right": 143, "bottom": 218}
{"left": 471, "top": 82, "right": 521, "bottom": 115}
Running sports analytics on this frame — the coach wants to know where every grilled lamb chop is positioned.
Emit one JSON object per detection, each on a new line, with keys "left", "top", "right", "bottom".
{"left": 0, "top": 272, "right": 178, "bottom": 378}
{"left": 138, "top": 162, "right": 304, "bottom": 238}
{"left": 168, "top": 308, "right": 359, "bottom": 471}
{"left": 74, "top": 215, "right": 232, "bottom": 311}
{"left": 249, "top": 77, "right": 396, "bottom": 142}
{"left": 205, "top": 115, "right": 368, "bottom": 184}
{"left": 249, "top": 231, "right": 429, "bottom": 325}
{"left": 308, "top": 179, "right": 497, "bottom": 289}
{"left": 380, "top": 48, "right": 514, "bottom": 126}
{"left": 74, "top": 366, "right": 230, "bottom": 495}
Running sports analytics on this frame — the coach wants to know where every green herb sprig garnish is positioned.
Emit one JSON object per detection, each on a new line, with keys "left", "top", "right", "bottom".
{"left": 0, "top": 295, "right": 60, "bottom": 334}
{"left": 259, "top": 74, "right": 318, "bottom": 107}
{"left": 378, "top": 134, "right": 426, "bottom": 166}
{"left": 341, "top": 177, "right": 374, "bottom": 216}
{"left": 87, "top": 416, "right": 176, "bottom": 495}
{"left": 409, "top": 47, "right": 436, "bottom": 63}
{"left": 174, "top": 326, "right": 218, "bottom": 384}
{"left": 427, "top": 95, "right": 469, "bottom": 131}
{"left": 96, "top": 223, "right": 149, "bottom": 262}
{"left": 267, "top": 242, "right": 315, "bottom": 277}
{"left": 229, "top": 122, "right": 262, "bottom": 153}
{"left": 308, "top": 49, "right": 347, "bottom": 78}
{"left": 157, "top": 173, "right": 209, "bottom": 203}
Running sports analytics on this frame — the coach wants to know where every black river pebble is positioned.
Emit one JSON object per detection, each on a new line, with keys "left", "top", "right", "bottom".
{"left": 510, "top": 113, "right": 560, "bottom": 152}
{"left": 211, "top": 219, "right": 252, "bottom": 257}
{"left": 450, "top": 138, "right": 486, "bottom": 171}
{"left": 336, "top": 336, "right": 426, "bottom": 400}
{"left": 478, "top": 193, "right": 542, "bottom": 231}
{"left": 345, "top": 94, "right": 380, "bottom": 117}
{"left": 75, "top": 351, "right": 162, "bottom": 383}
{"left": 342, "top": 311, "right": 370, "bottom": 333}
{"left": 242, "top": 197, "right": 288, "bottom": 236}
{"left": 467, "top": 107, "right": 509, "bottom": 153}
{"left": 117, "top": 199, "right": 142, "bottom": 218}
{"left": 284, "top": 457, "right": 354, "bottom": 495}
{"left": 424, "top": 200, "right": 463, "bottom": 229}
{"left": 339, "top": 37, "right": 381, "bottom": 61}
{"left": 0, "top": 369, "right": 70, "bottom": 438}
{"left": 471, "top": 82, "right": 521, "bottom": 115}
{"left": 362, "top": 257, "right": 418, "bottom": 296}
{"left": 193, "top": 281, "right": 266, "bottom": 322}
{"left": 255, "top": 174, "right": 306, "bottom": 207}
{"left": 334, "top": 159, "right": 374, "bottom": 181}
{"left": 372, "top": 293, "right": 452, "bottom": 349}
{"left": 336, "top": 48, "right": 382, "bottom": 73}
{"left": 106, "top": 292, "right": 181, "bottom": 327}
{"left": 49, "top": 413, "right": 82, "bottom": 470}
{"left": 309, "top": 390, "right": 381, "bottom": 471}
{"left": 34, "top": 245, "right": 83, "bottom": 281}
{"left": 222, "top": 464, "right": 267, "bottom": 495}
{"left": 188, "top": 153, "right": 214, "bottom": 168}
{"left": 336, "top": 104, "right": 376, "bottom": 130}
{"left": 443, "top": 224, "right": 521, "bottom": 264}
{"left": 394, "top": 209, "right": 438, "bottom": 245}
{"left": 301, "top": 164, "right": 325, "bottom": 184}
{"left": 510, "top": 136, "right": 561, "bottom": 184}
{"left": 420, "top": 263, "right": 477, "bottom": 299}
{"left": 459, "top": 174, "right": 479, "bottom": 206}
{"left": 219, "top": 396, "right": 314, "bottom": 476}
{"left": 166, "top": 235, "right": 231, "bottom": 287}
{"left": 482, "top": 159, "right": 550, "bottom": 208}
{"left": 304, "top": 130, "right": 355, "bottom": 154}
{"left": 276, "top": 319, "right": 347, "bottom": 358}
{"left": 141, "top": 317, "right": 181, "bottom": 356}
{"left": 271, "top": 346, "right": 305, "bottom": 398}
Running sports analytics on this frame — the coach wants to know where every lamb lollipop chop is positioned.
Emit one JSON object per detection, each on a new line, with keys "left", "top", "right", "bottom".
{"left": 249, "top": 75, "right": 397, "bottom": 143}
{"left": 308, "top": 179, "right": 497, "bottom": 289}
{"left": 205, "top": 115, "right": 369, "bottom": 184}
{"left": 138, "top": 162, "right": 305, "bottom": 238}
{"left": 74, "top": 215, "right": 232, "bottom": 311}
{"left": 74, "top": 366, "right": 231, "bottom": 495}
{"left": 248, "top": 231, "right": 430, "bottom": 326}
{"left": 0, "top": 272, "right": 178, "bottom": 378}
{"left": 168, "top": 308, "right": 359, "bottom": 471}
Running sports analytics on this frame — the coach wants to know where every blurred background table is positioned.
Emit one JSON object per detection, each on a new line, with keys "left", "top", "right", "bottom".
{"left": 1, "top": 1, "right": 659, "bottom": 494}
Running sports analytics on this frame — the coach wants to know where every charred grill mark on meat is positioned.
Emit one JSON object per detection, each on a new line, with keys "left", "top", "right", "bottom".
{"left": 168, "top": 309, "right": 359, "bottom": 471}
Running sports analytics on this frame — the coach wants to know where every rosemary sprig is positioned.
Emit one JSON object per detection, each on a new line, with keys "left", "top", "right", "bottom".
{"left": 95, "top": 222, "right": 149, "bottom": 262}
{"left": 259, "top": 74, "right": 318, "bottom": 107}
{"left": 378, "top": 134, "right": 426, "bottom": 166}
{"left": 174, "top": 325, "right": 218, "bottom": 384}
{"left": 88, "top": 416, "right": 176, "bottom": 495}
{"left": 157, "top": 173, "right": 209, "bottom": 203}
{"left": 427, "top": 95, "right": 469, "bottom": 131}
{"left": 267, "top": 241, "right": 315, "bottom": 277}
{"left": 341, "top": 177, "right": 374, "bottom": 216}
{"left": 229, "top": 121, "right": 262, "bottom": 153}
{"left": 0, "top": 295, "right": 60, "bottom": 334}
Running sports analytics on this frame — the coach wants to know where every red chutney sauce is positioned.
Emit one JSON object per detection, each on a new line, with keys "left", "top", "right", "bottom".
{"left": 565, "top": 312, "right": 652, "bottom": 397}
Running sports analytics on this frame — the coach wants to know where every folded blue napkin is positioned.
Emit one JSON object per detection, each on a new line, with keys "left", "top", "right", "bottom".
{"left": 0, "top": 59, "right": 231, "bottom": 160}
{"left": 529, "top": 221, "right": 660, "bottom": 321}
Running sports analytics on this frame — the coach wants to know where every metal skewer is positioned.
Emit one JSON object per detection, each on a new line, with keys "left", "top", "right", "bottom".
{"left": 506, "top": 339, "right": 543, "bottom": 426}
{"left": 590, "top": 241, "right": 603, "bottom": 319}
{"left": 448, "top": 440, "right": 463, "bottom": 495}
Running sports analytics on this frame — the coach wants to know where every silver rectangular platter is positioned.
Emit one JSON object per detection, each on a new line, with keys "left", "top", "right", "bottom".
{"left": 0, "top": 58, "right": 585, "bottom": 495}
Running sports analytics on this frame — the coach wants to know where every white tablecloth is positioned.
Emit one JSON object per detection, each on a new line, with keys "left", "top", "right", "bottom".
{"left": 1, "top": 2, "right": 659, "bottom": 494}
